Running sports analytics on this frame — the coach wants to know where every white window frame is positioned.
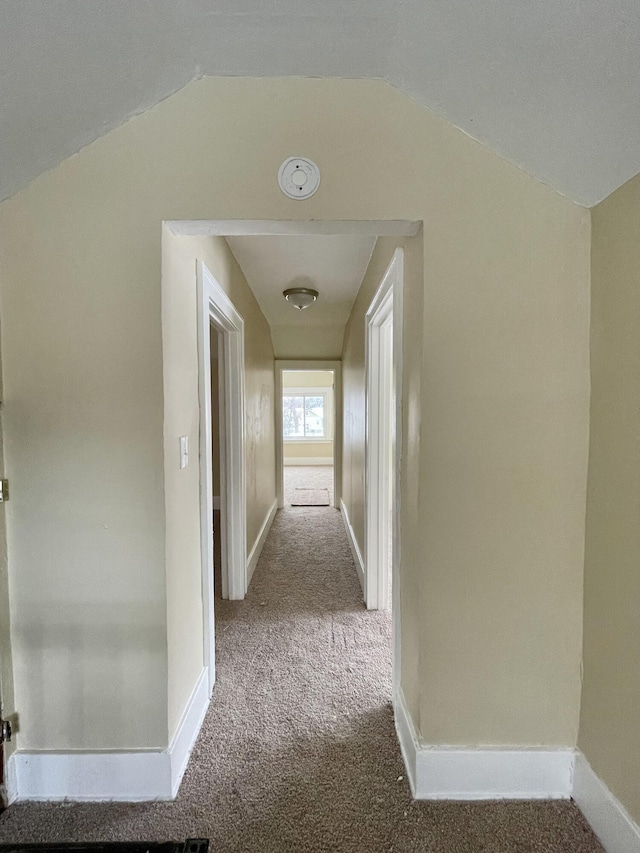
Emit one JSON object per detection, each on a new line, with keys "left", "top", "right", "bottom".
{"left": 282, "top": 387, "right": 333, "bottom": 442}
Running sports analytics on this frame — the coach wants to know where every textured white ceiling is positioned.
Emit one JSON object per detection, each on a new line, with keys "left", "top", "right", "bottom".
{"left": 2, "top": 0, "right": 640, "bottom": 206}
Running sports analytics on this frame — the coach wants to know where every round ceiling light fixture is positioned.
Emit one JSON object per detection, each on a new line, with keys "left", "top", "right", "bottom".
{"left": 278, "top": 157, "right": 320, "bottom": 199}
{"left": 283, "top": 287, "right": 319, "bottom": 310}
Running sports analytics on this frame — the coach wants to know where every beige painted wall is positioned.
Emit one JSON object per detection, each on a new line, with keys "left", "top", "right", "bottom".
{"left": 284, "top": 443, "right": 332, "bottom": 461}
{"left": 416, "top": 190, "right": 590, "bottom": 744}
{"left": 0, "top": 189, "right": 169, "bottom": 750}
{"left": 271, "top": 325, "right": 344, "bottom": 360}
{"left": 0, "top": 344, "right": 16, "bottom": 762}
{"left": 0, "top": 76, "right": 589, "bottom": 753}
{"left": 162, "top": 230, "right": 276, "bottom": 739}
{"left": 161, "top": 230, "right": 204, "bottom": 742}
{"left": 283, "top": 371, "right": 334, "bottom": 389}
{"left": 578, "top": 171, "right": 640, "bottom": 823}
{"left": 283, "top": 370, "right": 333, "bottom": 463}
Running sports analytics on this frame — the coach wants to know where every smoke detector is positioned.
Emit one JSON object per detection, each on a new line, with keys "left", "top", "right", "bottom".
{"left": 278, "top": 157, "right": 320, "bottom": 200}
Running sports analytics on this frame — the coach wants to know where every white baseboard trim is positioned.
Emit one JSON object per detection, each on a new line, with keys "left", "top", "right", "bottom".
{"left": 340, "top": 498, "right": 365, "bottom": 593}
{"left": 9, "top": 748, "right": 172, "bottom": 802}
{"left": 393, "top": 689, "right": 573, "bottom": 800}
{"left": 9, "top": 667, "right": 210, "bottom": 803}
{"left": 573, "top": 752, "right": 640, "bottom": 852}
{"left": 246, "top": 498, "right": 277, "bottom": 585}
{"left": 395, "top": 691, "right": 640, "bottom": 845}
{"left": 284, "top": 457, "right": 333, "bottom": 466}
{"left": 413, "top": 748, "right": 574, "bottom": 800}
{"left": 394, "top": 688, "right": 418, "bottom": 796}
{"left": 4, "top": 747, "right": 18, "bottom": 805}
{"left": 169, "top": 666, "right": 210, "bottom": 797}
{"left": 213, "top": 495, "right": 221, "bottom": 510}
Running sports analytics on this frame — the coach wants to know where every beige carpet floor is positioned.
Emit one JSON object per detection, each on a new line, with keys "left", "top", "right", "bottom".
{"left": 284, "top": 465, "right": 334, "bottom": 505}
{"left": 0, "top": 471, "right": 603, "bottom": 852}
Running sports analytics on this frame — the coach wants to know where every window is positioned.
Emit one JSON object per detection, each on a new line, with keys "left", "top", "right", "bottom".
{"left": 283, "top": 390, "right": 331, "bottom": 440}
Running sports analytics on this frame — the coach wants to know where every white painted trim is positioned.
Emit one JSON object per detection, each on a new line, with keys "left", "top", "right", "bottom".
{"left": 413, "top": 749, "right": 574, "bottom": 801}
{"left": 283, "top": 438, "right": 334, "bottom": 444}
{"left": 276, "top": 360, "right": 342, "bottom": 510}
{"left": 340, "top": 498, "right": 365, "bottom": 593}
{"left": 9, "top": 668, "right": 210, "bottom": 803}
{"left": 283, "top": 457, "right": 333, "bottom": 466}
{"left": 275, "top": 365, "right": 283, "bottom": 508}
{"left": 198, "top": 263, "right": 247, "bottom": 665}
{"left": 246, "top": 499, "right": 277, "bottom": 585}
{"left": 394, "top": 691, "right": 640, "bottom": 844}
{"left": 9, "top": 750, "right": 172, "bottom": 803}
{"left": 8, "top": 669, "right": 210, "bottom": 802}
{"left": 167, "top": 220, "right": 421, "bottom": 237}
{"left": 363, "top": 249, "right": 404, "bottom": 697}
{"left": 573, "top": 752, "right": 640, "bottom": 853}
{"left": 391, "top": 252, "right": 403, "bottom": 701}
{"left": 5, "top": 749, "right": 18, "bottom": 805}
{"left": 393, "top": 688, "right": 418, "bottom": 797}
{"left": 213, "top": 495, "right": 221, "bottom": 511}
{"left": 394, "top": 690, "right": 574, "bottom": 800}
{"left": 365, "top": 260, "right": 394, "bottom": 611}
{"left": 169, "top": 667, "right": 210, "bottom": 798}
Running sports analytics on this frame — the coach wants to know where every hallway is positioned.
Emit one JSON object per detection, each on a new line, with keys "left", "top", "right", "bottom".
{"left": 0, "top": 503, "right": 601, "bottom": 852}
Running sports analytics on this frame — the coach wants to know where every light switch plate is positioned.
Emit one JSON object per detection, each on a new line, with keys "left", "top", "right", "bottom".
{"left": 180, "top": 435, "right": 189, "bottom": 469}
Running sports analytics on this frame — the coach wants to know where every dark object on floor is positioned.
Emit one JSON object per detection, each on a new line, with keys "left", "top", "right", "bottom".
{"left": 291, "top": 487, "right": 330, "bottom": 506}
{"left": 0, "top": 842, "right": 208, "bottom": 853}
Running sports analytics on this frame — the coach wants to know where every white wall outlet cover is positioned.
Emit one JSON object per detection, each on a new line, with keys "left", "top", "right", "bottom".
{"left": 278, "top": 157, "right": 320, "bottom": 200}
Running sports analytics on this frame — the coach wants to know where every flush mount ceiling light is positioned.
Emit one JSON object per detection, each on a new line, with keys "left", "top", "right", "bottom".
{"left": 283, "top": 287, "right": 319, "bottom": 310}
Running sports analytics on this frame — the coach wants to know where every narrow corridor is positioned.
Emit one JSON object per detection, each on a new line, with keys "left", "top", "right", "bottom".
{"left": 0, "top": 498, "right": 602, "bottom": 852}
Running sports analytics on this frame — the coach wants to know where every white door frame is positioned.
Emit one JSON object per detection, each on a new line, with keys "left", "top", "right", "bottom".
{"left": 365, "top": 250, "right": 403, "bottom": 681}
{"left": 365, "top": 288, "right": 393, "bottom": 611}
{"left": 197, "top": 261, "right": 247, "bottom": 694}
{"left": 275, "top": 360, "right": 342, "bottom": 510}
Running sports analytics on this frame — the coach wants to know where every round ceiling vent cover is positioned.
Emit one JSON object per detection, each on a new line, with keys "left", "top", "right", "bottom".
{"left": 278, "top": 157, "right": 320, "bottom": 200}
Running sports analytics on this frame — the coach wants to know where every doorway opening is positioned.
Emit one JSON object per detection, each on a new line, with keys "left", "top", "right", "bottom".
{"left": 197, "top": 260, "right": 247, "bottom": 696}
{"left": 162, "top": 221, "right": 416, "bottom": 804}
{"left": 275, "top": 360, "right": 342, "bottom": 511}
{"left": 209, "top": 324, "right": 223, "bottom": 605}
{"left": 281, "top": 368, "right": 335, "bottom": 508}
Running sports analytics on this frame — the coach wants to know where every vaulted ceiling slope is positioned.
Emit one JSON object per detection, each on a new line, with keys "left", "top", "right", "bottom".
{"left": 2, "top": 0, "right": 639, "bottom": 207}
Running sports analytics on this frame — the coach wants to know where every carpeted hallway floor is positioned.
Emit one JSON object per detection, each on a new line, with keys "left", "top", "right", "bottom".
{"left": 283, "top": 464, "right": 335, "bottom": 505}
{"left": 0, "top": 469, "right": 603, "bottom": 852}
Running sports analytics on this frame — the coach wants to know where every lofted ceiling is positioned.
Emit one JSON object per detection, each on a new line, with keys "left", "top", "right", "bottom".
{"left": 1, "top": 1, "right": 640, "bottom": 206}
{"left": 226, "top": 234, "right": 376, "bottom": 358}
